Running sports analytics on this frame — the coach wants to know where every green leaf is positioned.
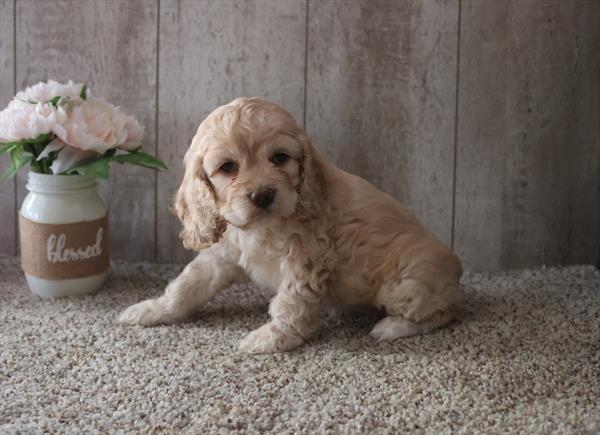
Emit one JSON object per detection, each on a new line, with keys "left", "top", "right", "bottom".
{"left": 0, "top": 147, "right": 33, "bottom": 181}
{"left": 23, "top": 143, "right": 36, "bottom": 154}
{"left": 63, "top": 149, "right": 167, "bottom": 179}
{"left": 111, "top": 150, "right": 168, "bottom": 170}
{"left": 10, "top": 144, "right": 24, "bottom": 167}
{"left": 67, "top": 158, "right": 110, "bottom": 179}
{"left": 80, "top": 84, "right": 88, "bottom": 100}
{"left": 30, "top": 159, "right": 43, "bottom": 174}
{"left": 0, "top": 143, "right": 11, "bottom": 156}
{"left": 0, "top": 142, "right": 21, "bottom": 160}
{"left": 49, "top": 96, "right": 61, "bottom": 107}
{"left": 0, "top": 133, "right": 54, "bottom": 148}
{"left": 0, "top": 135, "right": 57, "bottom": 179}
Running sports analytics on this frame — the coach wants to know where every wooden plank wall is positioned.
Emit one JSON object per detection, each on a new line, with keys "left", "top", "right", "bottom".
{"left": 0, "top": 0, "right": 599, "bottom": 271}
{"left": 0, "top": 0, "right": 15, "bottom": 255}
{"left": 307, "top": 0, "right": 458, "bottom": 246}
{"left": 454, "top": 0, "right": 600, "bottom": 270}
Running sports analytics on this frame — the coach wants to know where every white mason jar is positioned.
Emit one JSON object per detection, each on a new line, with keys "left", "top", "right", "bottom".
{"left": 19, "top": 171, "right": 109, "bottom": 298}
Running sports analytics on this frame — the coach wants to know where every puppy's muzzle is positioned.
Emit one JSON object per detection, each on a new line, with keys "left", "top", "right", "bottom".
{"left": 250, "top": 187, "right": 276, "bottom": 209}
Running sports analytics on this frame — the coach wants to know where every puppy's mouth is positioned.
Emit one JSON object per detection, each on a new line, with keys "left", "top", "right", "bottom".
{"left": 247, "top": 204, "right": 278, "bottom": 221}
{"left": 224, "top": 202, "right": 277, "bottom": 229}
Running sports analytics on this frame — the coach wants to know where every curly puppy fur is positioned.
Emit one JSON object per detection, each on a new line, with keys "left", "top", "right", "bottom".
{"left": 119, "top": 97, "right": 463, "bottom": 353}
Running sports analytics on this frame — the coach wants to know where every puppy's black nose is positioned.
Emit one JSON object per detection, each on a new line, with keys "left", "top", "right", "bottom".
{"left": 250, "top": 187, "right": 276, "bottom": 209}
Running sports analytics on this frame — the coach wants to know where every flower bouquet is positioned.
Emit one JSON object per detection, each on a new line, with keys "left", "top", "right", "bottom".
{"left": 0, "top": 79, "right": 166, "bottom": 178}
{"left": 0, "top": 80, "right": 167, "bottom": 298}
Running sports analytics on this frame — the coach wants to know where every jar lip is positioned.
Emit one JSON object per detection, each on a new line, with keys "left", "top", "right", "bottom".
{"left": 27, "top": 171, "right": 97, "bottom": 192}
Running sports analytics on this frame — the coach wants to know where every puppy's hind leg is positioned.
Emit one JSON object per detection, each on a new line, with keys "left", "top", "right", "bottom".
{"left": 370, "top": 310, "right": 454, "bottom": 341}
{"left": 369, "top": 278, "right": 460, "bottom": 341}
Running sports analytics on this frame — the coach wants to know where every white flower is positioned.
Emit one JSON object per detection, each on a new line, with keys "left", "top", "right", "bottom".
{"left": 47, "top": 139, "right": 97, "bottom": 174}
{"left": 16, "top": 79, "right": 89, "bottom": 104}
{"left": 0, "top": 101, "right": 57, "bottom": 142}
{"left": 1, "top": 80, "right": 144, "bottom": 157}
{"left": 0, "top": 79, "right": 88, "bottom": 143}
{"left": 36, "top": 137, "right": 65, "bottom": 161}
{"left": 118, "top": 115, "right": 145, "bottom": 150}
{"left": 36, "top": 138, "right": 98, "bottom": 174}
{"left": 55, "top": 96, "right": 128, "bottom": 153}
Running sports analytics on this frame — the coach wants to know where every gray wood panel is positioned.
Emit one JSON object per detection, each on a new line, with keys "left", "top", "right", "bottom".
{"left": 1, "top": 0, "right": 599, "bottom": 270}
{"left": 454, "top": 0, "right": 600, "bottom": 270}
{"left": 157, "top": 0, "right": 307, "bottom": 263}
{"left": 306, "top": 0, "right": 459, "bottom": 247}
{"left": 0, "top": 0, "right": 15, "bottom": 255}
{"left": 15, "top": 0, "right": 158, "bottom": 261}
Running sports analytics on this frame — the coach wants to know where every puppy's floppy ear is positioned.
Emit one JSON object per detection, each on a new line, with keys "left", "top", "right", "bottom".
{"left": 173, "top": 146, "right": 227, "bottom": 251}
{"left": 296, "top": 132, "right": 326, "bottom": 220}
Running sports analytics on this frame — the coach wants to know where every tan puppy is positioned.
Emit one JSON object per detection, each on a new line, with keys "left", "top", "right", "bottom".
{"left": 119, "top": 97, "right": 463, "bottom": 353}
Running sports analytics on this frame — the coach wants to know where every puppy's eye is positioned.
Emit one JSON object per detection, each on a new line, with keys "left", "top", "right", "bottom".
{"left": 270, "top": 152, "right": 289, "bottom": 165}
{"left": 219, "top": 161, "right": 238, "bottom": 174}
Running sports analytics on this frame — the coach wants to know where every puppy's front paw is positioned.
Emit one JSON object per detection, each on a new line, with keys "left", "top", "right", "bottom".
{"left": 118, "top": 299, "right": 171, "bottom": 326}
{"left": 238, "top": 322, "right": 304, "bottom": 353}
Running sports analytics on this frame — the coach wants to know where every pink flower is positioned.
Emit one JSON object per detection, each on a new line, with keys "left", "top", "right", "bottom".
{"left": 1, "top": 80, "right": 144, "bottom": 156}
{"left": 55, "top": 97, "right": 128, "bottom": 153}
{"left": 118, "top": 115, "right": 145, "bottom": 151}
{"left": 16, "top": 79, "right": 89, "bottom": 104}
{"left": 0, "top": 101, "right": 57, "bottom": 142}
{"left": 0, "top": 79, "right": 87, "bottom": 143}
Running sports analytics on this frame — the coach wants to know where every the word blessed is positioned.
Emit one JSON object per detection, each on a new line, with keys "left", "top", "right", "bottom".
{"left": 46, "top": 228, "right": 104, "bottom": 263}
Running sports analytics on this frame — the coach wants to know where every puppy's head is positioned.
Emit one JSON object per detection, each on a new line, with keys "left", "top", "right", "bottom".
{"left": 175, "top": 97, "right": 324, "bottom": 251}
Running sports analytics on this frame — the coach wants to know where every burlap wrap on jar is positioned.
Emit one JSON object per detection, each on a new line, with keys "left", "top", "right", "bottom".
{"left": 19, "top": 172, "right": 109, "bottom": 298}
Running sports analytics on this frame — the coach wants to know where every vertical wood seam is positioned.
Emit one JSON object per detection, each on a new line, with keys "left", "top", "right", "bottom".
{"left": 450, "top": 0, "right": 462, "bottom": 251}
{"left": 154, "top": 0, "right": 160, "bottom": 262}
{"left": 302, "top": 0, "right": 309, "bottom": 130}
{"left": 12, "top": 0, "right": 17, "bottom": 255}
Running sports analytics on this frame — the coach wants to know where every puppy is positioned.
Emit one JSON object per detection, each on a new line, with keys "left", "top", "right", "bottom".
{"left": 119, "top": 97, "right": 463, "bottom": 353}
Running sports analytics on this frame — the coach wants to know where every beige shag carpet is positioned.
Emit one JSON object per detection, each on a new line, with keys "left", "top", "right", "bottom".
{"left": 0, "top": 255, "right": 599, "bottom": 434}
